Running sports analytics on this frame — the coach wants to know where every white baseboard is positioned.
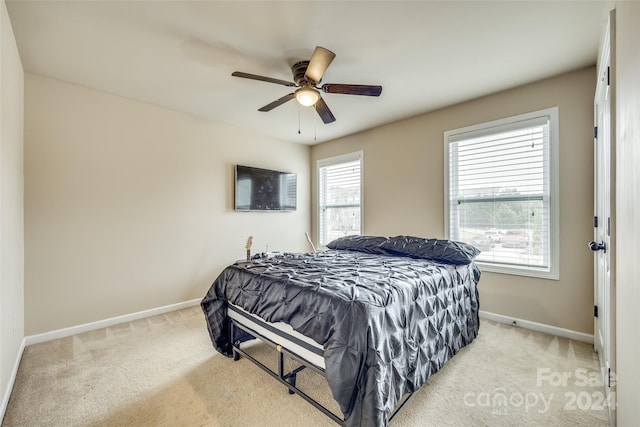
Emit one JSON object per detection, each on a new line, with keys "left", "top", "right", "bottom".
{"left": 24, "top": 298, "right": 202, "bottom": 346}
{"left": 1, "top": 337, "right": 26, "bottom": 422}
{"left": 479, "top": 310, "right": 594, "bottom": 344}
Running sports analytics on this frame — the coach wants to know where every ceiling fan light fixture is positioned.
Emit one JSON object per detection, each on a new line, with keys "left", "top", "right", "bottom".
{"left": 295, "top": 86, "right": 320, "bottom": 107}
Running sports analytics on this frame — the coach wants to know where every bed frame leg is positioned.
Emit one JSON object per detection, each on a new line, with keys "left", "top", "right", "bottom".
{"left": 276, "top": 349, "right": 296, "bottom": 395}
{"left": 230, "top": 321, "right": 241, "bottom": 361}
{"left": 286, "top": 374, "right": 296, "bottom": 394}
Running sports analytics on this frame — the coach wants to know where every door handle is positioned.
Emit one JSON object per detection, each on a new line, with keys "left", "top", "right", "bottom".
{"left": 589, "top": 241, "right": 607, "bottom": 252}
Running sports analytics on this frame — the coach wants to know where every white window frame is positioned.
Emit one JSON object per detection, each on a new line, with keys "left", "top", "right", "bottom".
{"left": 444, "top": 107, "right": 559, "bottom": 280}
{"left": 317, "top": 151, "right": 363, "bottom": 248}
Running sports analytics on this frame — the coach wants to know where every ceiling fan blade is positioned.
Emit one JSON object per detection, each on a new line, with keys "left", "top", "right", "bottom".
{"left": 232, "top": 71, "right": 296, "bottom": 87}
{"left": 314, "top": 97, "right": 336, "bottom": 124}
{"left": 305, "top": 46, "right": 336, "bottom": 83}
{"left": 321, "top": 84, "right": 382, "bottom": 97}
{"left": 258, "top": 93, "right": 295, "bottom": 112}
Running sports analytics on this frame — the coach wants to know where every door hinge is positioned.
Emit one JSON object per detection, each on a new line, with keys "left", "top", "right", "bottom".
{"left": 607, "top": 66, "right": 611, "bottom": 86}
{"left": 594, "top": 126, "right": 598, "bottom": 138}
{"left": 594, "top": 216, "right": 598, "bottom": 228}
{"left": 608, "top": 217, "right": 611, "bottom": 236}
{"left": 594, "top": 305, "right": 598, "bottom": 318}
{"left": 608, "top": 367, "right": 612, "bottom": 387}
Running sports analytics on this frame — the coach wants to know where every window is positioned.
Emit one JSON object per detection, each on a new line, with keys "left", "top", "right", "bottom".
{"left": 445, "top": 107, "right": 559, "bottom": 279}
{"left": 318, "top": 152, "right": 363, "bottom": 246}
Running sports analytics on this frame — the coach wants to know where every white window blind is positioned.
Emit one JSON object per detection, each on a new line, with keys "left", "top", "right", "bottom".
{"left": 318, "top": 152, "right": 362, "bottom": 246}
{"left": 445, "top": 108, "right": 559, "bottom": 279}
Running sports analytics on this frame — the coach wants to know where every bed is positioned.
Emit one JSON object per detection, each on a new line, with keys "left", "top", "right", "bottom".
{"left": 201, "top": 235, "right": 481, "bottom": 426}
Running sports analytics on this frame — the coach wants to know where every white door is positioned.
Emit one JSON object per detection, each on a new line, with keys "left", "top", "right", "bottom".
{"left": 592, "top": 10, "right": 615, "bottom": 423}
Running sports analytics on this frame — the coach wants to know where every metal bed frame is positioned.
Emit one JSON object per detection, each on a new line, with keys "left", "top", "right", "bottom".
{"left": 228, "top": 309, "right": 415, "bottom": 426}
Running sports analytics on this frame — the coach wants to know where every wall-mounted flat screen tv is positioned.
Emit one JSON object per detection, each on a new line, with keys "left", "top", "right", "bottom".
{"left": 235, "top": 165, "right": 297, "bottom": 211}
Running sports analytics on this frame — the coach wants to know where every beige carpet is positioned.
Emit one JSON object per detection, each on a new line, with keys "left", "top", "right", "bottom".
{"left": 3, "top": 307, "right": 611, "bottom": 427}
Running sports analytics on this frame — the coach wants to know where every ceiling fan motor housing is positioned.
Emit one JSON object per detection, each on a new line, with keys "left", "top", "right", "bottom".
{"left": 292, "top": 60, "right": 316, "bottom": 85}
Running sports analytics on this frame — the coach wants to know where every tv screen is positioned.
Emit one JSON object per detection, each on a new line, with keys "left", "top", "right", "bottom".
{"left": 235, "top": 165, "right": 297, "bottom": 211}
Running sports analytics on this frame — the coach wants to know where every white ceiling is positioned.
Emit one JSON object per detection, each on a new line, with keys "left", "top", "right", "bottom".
{"left": 6, "top": 1, "right": 606, "bottom": 145}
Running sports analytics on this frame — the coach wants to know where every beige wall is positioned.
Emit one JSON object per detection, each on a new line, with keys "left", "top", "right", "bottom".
{"left": 311, "top": 67, "right": 596, "bottom": 334}
{"left": 613, "top": 1, "right": 640, "bottom": 424}
{"left": 0, "top": 0, "right": 24, "bottom": 415}
{"left": 24, "top": 73, "right": 310, "bottom": 335}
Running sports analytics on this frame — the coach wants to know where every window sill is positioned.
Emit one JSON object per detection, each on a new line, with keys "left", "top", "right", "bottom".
{"left": 475, "top": 261, "right": 559, "bottom": 281}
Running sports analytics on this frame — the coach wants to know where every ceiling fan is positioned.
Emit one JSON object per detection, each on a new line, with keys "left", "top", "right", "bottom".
{"left": 232, "top": 46, "right": 382, "bottom": 124}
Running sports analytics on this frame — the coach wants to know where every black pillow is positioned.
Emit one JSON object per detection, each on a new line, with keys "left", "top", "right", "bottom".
{"left": 326, "top": 235, "right": 388, "bottom": 254}
{"left": 379, "top": 235, "right": 480, "bottom": 265}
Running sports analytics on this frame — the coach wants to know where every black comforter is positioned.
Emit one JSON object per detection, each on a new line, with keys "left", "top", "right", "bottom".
{"left": 201, "top": 250, "right": 480, "bottom": 426}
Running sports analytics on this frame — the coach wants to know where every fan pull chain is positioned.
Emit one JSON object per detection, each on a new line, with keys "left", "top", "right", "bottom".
{"left": 298, "top": 105, "right": 301, "bottom": 134}
{"left": 313, "top": 103, "right": 317, "bottom": 141}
